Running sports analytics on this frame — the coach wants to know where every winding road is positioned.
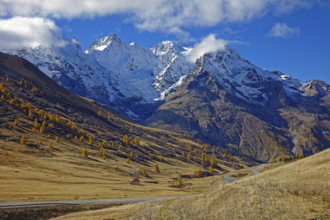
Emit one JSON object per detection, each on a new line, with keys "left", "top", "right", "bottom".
{"left": 222, "top": 163, "right": 270, "bottom": 183}
{"left": 0, "top": 195, "right": 194, "bottom": 209}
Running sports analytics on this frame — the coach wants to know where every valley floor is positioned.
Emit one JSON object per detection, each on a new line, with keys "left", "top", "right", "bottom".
{"left": 48, "top": 149, "right": 330, "bottom": 220}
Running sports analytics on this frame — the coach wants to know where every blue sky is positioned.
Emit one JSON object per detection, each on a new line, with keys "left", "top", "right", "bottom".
{"left": 0, "top": 0, "right": 329, "bottom": 83}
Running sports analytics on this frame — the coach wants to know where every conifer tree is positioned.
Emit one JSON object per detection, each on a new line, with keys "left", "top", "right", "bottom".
{"left": 211, "top": 158, "right": 216, "bottom": 167}
{"left": 82, "top": 148, "right": 88, "bottom": 157}
{"left": 177, "top": 174, "right": 182, "bottom": 187}
{"left": 20, "top": 135, "right": 27, "bottom": 144}
{"left": 187, "top": 152, "right": 191, "bottom": 160}
{"left": 141, "top": 168, "right": 147, "bottom": 176}
{"left": 195, "top": 168, "right": 202, "bottom": 177}
{"left": 154, "top": 163, "right": 160, "bottom": 173}
{"left": 118, "top": 145, "right": 122, "bottom": 151}
{"left": 102, "top": 149, "right": 106, "bottom": 159}
{"left": 122, "top": 134, "right": 130, "bottom": 145}
{"left": 208, "top": 165, "right": 214, "bottom": 174}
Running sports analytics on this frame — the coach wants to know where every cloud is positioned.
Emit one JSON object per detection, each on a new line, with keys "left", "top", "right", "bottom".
{"left": 186, "top": 34, "right": 227, "bottom": 63}
{"left": 0, "top": 0, "right": 319, "bottom": 35}
{"left": 268, "top": 23, "right": 300, "bottom": 38}
{"left": 0, "top": 17, "right": 66, "bottom": 51}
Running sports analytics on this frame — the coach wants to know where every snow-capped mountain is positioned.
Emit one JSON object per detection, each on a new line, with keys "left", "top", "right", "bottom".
{"left": 4, "top": 38, "right": 113, "bottom": 104}
{"left": 4, "top": 33, "right": 329, "bottom": 124}
{"left": 146, "top": 48, "right": 330, "bottom": 161}
{"left": 5, "top": 34, "right": 193, "bottom": 121}
{"left": 85, "top": 34, "right": 192, "bottom": 102}
{"left": 193, "top": 46, "right": 303, "bottom": 105}
{"left": 3, "top": 33, "right": 329, "bottom": 161}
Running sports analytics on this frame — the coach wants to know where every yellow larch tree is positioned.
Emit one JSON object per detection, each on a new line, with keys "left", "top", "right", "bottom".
{"left": 208, "top": 165, "right": 214, "bottom": 175}
{"left": 141, "top": 168, "right": 147, "bottom": 177}
{"left": 122, "top": 134, "right": 130, "bottom": 146}
{"left": 82, "top": 148, "right": 88, "bottom": 157}
{"left": 154, "top": 163, "right": 160, "bottom": 173}
{"left": 20, "top": 135, "right": 27, "bottom": 144}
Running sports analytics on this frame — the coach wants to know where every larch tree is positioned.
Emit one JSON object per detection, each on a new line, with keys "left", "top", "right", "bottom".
{"left": 208, "top": 165, "right": 214, "bottom": 175}
{"left": 20, "top": 135, "right": 27, "bottom": 144}
{"left": 154, "top": 163, "right": 160, "bottom": 173}
{"left": 102, "top": 149, "right": 106, "bottom": 159}
{"left": 187, "top": 152, "right": 191, "bottom": 160}
{"left": 118, "top": 145, "right": 122, "bottom": 151}
{"left": 211, "top": 158, "right": 216, "bottom": 167}
{"left": 82, "top": 148, "right": 88, "bottom": 157}
{"left": 195, "top": 168, "right": 202, "bottom": 177}
{"left": 141, "top": 168, "right": 147, "bottom": 177}
{"left": 122, "top": 134, "right": 130, "bottom": 146}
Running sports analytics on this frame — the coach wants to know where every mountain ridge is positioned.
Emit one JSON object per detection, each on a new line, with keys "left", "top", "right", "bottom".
{"left": 4, "top": 34, "right": 193, "bottom": 121}
{"left": 2, "top": 33, "right": 330, "bottom": 161}
{"left": 146, "top": 51, "right": 330, "bottom": 161}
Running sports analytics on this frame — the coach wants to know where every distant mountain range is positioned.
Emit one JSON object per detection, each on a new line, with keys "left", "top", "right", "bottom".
{"left": 4, "top": 34, "right": 330, "bottom": 161}
{"left": 5, "top": 34, "right": 192, "bottom": 121}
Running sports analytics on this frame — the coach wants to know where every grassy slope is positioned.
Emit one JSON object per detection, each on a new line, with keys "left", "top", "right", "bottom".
{"left": 0, "top": 52, "right": 255, "bottom": 202}
{"left": 54, "top": 148, "right": 330, "bottom": 219}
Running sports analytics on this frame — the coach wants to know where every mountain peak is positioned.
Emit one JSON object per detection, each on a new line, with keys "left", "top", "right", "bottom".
{"left": 86, "top": 33, "right": 125, "bottom": 53}
{"left": 301, "top": 80, "right": 330, "bottom": 97}
{"left": 152, "top": 40, "right": 191, "bottom": 56}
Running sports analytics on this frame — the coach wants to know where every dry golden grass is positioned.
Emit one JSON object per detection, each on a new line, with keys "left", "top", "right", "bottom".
{"left": 0, "top": 137, "right": 217, "bottom": 202}
{"left": 53, "top": 148, "right": 330, "bottom": 220}
{"left": 0, "top": 74, "right": 249, "bottom": 203}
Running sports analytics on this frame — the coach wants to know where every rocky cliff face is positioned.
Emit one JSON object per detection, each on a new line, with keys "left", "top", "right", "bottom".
{"left": 145, "top": 49, "right": 330, "bottom": 161}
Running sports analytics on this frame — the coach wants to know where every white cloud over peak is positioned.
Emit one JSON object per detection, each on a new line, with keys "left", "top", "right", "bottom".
{"left": 186, "top": 34, "right": 227, "bottom": 63}
{"left": 0, "top": 0, "right": 318, "bottom": 35}
{"left": 268, "top": 23, "right": 300, "bottom": 38}
{"left": 0, "top": 17, "right": 66, "bottom": 51}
